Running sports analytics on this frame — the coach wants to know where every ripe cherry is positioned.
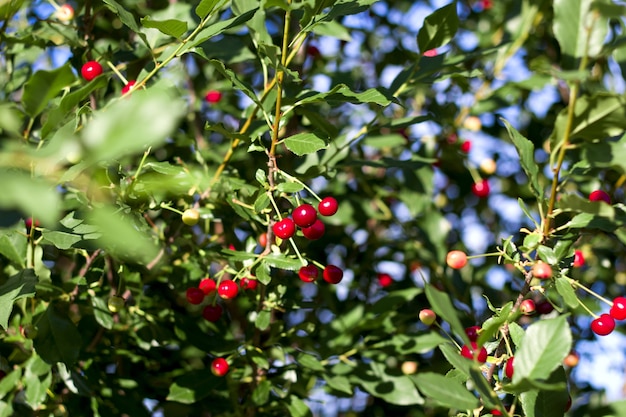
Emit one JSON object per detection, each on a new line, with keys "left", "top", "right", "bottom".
{"left": 306, "top": 45, "right": 321, "bottom": 59}
{"left": 589, "top": 190, "right": 611, "bottom": 204}
{"left": 323, "top": 265, "right": 343, "bottom": 284}
{"left": 532, "top": 261, "right": 552, "bottom": 279}
{"left": 199, "top": 278, "right": 216, "bottom": 295}
{"left": 505, "top": 357, "right": 514, "bottom": 379}
{"left": 591, "top": 313, "right": 615, "bottom": 336}
{"left": 81, "top": 61, "right": 103, "bottom": 81}
{"left": 318, "top": 197, "right": 338, "bottom": 217}
{"left": 239, "top": 277, "right": 258, "bottom": 291}
{"left": 377, "top": 273, "right": 393, "bottom": 288}
{"left": 471, "top": 179, "right": 490, "bottom": 198}
{"left": 573, "top": 250, "right": 585, "bottom": 268}
{"left": 423, "top": 49, "right": 438, "bottom": 57}
{"left": 25, "top": 218, "right": 40, "bottom": 231}
{"left": 536, "top": 300, "right": 554, "bottom": 315}
{"left": 273, "top": 218, "right": 296, "bottom": 239}
{"left": 202, "top": 304, "right": 223, "bottom": 322}
{"left": 520, "top": 299, "right": 535, "bottom": 315}
{"left": 419, "top": 309, "right": 436, "bottom": 325}
{"left": 298, "top": 265, "right": 318, "bottom": 282}
{"left": 460, "top": 342, "right": 488, "bottom": 363}
{"left": 186, "top": 287, "right": 205, "bottom": 305}
{"left": 446, "top": 250, "right": 467, "bottom": 269}
{"left": 302, "top": 219, "right": 325, "bottom": 240}
{"left": 292, "top": 204, "right": 317, "bottom": 228}
{"left": 122, "top": 80, "right": 136, "bottom": 95}
{"left": 465, "top": 325, "right": 480, "bottom": 342}
{"left": 218, "top": 280, "right": 239, "bottom": 299}
{"left": 610, "top": 296, "right": 626, "bottom": 320}
{"left": 205, "top": 90, "right": 222, "bottom": 103}
{"left": 211, "top": 357, "right": 229, "bottom": 376}
{"left": 258, "top": 232, "right": 268, "bottom": 248}
{"left": 460, "top": 141, "right": 471, "bottom": 153}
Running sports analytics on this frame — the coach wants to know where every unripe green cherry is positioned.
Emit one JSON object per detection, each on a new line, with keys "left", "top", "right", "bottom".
{"left": 108, "top": 295, "right": 125, "bottom": 313}
{"left": 182, "top": 208, "right": 200, "bottom": 226}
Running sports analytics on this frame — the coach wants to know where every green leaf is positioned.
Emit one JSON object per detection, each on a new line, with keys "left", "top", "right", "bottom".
{"left": 0, "top": 269, "right": 37, "bottom": 330}
{"left": 440, "top": 343, "right": 472, "bottom": 376}
{"left": 425, "top": 285, "right": 470, "bottom": 345}
{"left": 536, "top": 245, "right": 557, "bottom": 265}
{"left": 371, "top": 287, "right": 422, "bottom": 314}
{"left": 295, "top": 84, "right": 392, "bottom": 107}
{"left": 512, "top": 315, "right": 572, "bottom": 385}
{"left": 519, "top": 367, "right": 570, "bottom": 417}
{"left": 21, "top": 63, "right": 76, "bottom": 117}
{"left": 167, "top": 370, "right": 220, "bottom": 404}
{"left": 184, "top": 9, "right": 258, "bottom": 52}
{"left": 0, "top": 231, "right": 27, "bottom": 268}
{"left": 264, "top": 254, "right": 302, "bottom": 271}
{"left": 41, "top": 231, "right": 83, "bottom": 250}
{"left": 417, "top": 2, "right": 459, "bottom": 53}
{"left": 102, "top": 0, "right": 149, "bottom": 48}
{"left": 276, "top": 182, "right": 304, "bottom": 193}
{"left": 555, "top": 277, "right": 579, "bottom": 309}
{"left": 469, "top": 366, "right": 503, "bottom": 409}
{"left": 251, "top": 380, "right": 271, "bottom": 405}
{"left": 255, "top": 262, "right": 271, "bottom": 285}
{"left": 285, "top": 395, "right": 312, "bottom": 417}
{"left": 550, "top": 94, "right": 626, "bottom": 163}
{"left": 553, "top": 0, "right": 609, "bottom": 68}
{"left": 57, "top": 363, "right": 93, "bottom": 397}
{"left": 86, "top": 206, "right": 159, "bottom": 264}
{"left": 323, "top": 374, "right": 353, "bottom": 395}
{"left": 255, "top": 310, "right": 271, "bottom": 330}
{"left": 33, "top": 302, "right": 82, "bottom": 365}
{"left": 0, "top": 171, "right": 61, "bottom": 225}
{"left": 413, "top": 372, "right": 479, "bottom": 410}
{"left": 91, "top": 296, "right": 114, "bottom": 330}
{"left": 502, "top": 119, "right": 542, "bottom": 200}
{"left": 81, "top": 87, "right": 185, "bottom": 165}
{"left": 141, "top": 16, "right": 187, "bottom": 38}
{"left": 356, "top": 361, "right": 424, "bottom": 406}
{"left": 297, "top": 353, "right": 325, "bottom": 372}
{"left": 195, "top": 0, "right": 223, "bottom": 18}
{"left": 284, "top": 132, "right": 328, "bottom": 156}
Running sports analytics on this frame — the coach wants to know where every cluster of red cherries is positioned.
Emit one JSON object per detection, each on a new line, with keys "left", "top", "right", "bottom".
{"left": 80, "top": 61, "right": 222, "bottom": 103}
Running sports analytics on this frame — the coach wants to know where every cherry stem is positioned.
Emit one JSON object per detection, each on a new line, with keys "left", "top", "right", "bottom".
{"left": 434, "top": 322, "right": 461, "bottom": 351}
{"left": 106, "top": 61, "right": 128, "bottom": 85}
{"left": 159, "top": 203, "right": 184, "bottom": 216}
{"left": 569, "top": 278, "right": 612, "bottom": 306}
{"left": 573, "top": 294, "right": 598, "bottom": 319}
{"left": 278, "top": 170, "right": 322, "bottom": 202}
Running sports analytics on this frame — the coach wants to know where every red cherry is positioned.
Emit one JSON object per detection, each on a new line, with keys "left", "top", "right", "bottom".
{"left": 122, "top": 80, "right": 136, "bottom": 95}
{"left": 465, "top": 325, "right": 480, "bottom": 342}
{"left": 307, "top": 45, "right": 321, "bottom": 58}
{"left": 610, "top": 297, "right": 626, "bottom": 320}
{"left": 536, "top": 300, "right": 554, "bottom": 315}
{"left": 199, "top": 278, "right": 216, "bottom": 295}
{"left": 573, "top": 250, "right": 585, "bottom": 268}
{"left": 505, "top": 357, "right": 514, "bottom": 379}
{"left": 298, "top": 265, "right": 318, "bottom": 282}
{"left": 218, "top": 280, "right": 239, "bottom": 299}
{"left": 563, "top": 351, "right": 579, "bottom": 367}
{"left": 423, "top": 49, "right": 438, "bottom": 57}
{"left": 532, "top": 261, "right": 552, "bottom": 279}
{"left": 273, "top": 218, "right": 296, "bottom": 239}
{"left": 81, "top": 61, "right": 103, "bottom": 81}
{"left": 460, "top": 342, "right": 488, "bottom": 363}
{"left": 292, "top": 204, "right": 317, "bottom": 228}
{"left": 323, "top": 265, "right": 343, "bottom": 284}
{"left": 205, "top": 90, "right": 222, "bottom": 103}
{"left": 318, "top": 197, "right": 338, "bottom": 216}
{"left": 520, "top": 299, "right": 535, "bottom": 315}
{"left": 446, "top": 250, "right": 468, "bottom": 269}
{"left": 186, "top": 287, "right": 205, "bottom": 305}
{"left": 591, "top": 313, "right": 615, "bottom": 336}
{"left": 239, "top": 277, "right": 258, "bottom": 291}
{"left": 471, "top": 179, "right": 490, "bottom": 198}
{"left": 211, "top": 357, "right": 229, "bottom": 376}
{"left": 258, "top": 233, "right": 268, "bottom": 248}
{"left": 25, "top": 218, "right": 40, "bottom": 231}
{"left": 491, "top": 410, "right": 502, "bottom": 416}
{"left": 202, "top": 304, "right": 223, "bottom": 322}
{"left": 460, "top": 141, "right": 471, "bottom": 153}
{"left": 589, "top": 190, "right": 611, "bottom": 204}
{"left": 481, "top": 0, "right": 493, "bottom": 10}
{"left": 302, "top": 219, "right": 325, "bottom": 240}
{"left": 377, "top": 273, "right": 393, "bottom": 288}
